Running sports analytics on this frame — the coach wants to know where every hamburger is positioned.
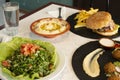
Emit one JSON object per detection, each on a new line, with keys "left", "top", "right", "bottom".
{"left": 86, "top": 11, "right": 119, "bottom": 36}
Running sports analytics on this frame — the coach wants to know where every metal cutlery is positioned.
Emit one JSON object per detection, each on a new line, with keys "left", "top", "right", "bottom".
{"left": 58, "top": 7, "right": 62, "bottom": 18}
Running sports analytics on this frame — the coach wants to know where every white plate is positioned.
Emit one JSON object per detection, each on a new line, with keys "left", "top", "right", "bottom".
{"left": 0, "top": 38, "right": 66, "bottom": 80}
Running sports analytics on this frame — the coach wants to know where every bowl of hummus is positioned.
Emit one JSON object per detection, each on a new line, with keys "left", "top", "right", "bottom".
{"left": 30, "top": 18, "right": 70, "bottom": 38}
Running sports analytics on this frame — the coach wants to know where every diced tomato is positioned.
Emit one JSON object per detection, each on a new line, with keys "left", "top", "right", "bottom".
{"left": 20, "top": 43, "right": 40, "bottom": 56}
{"left": 2, "top": 60, "right": 10, "bottom": 67}
{"left": 114, "top": 43, "right": 120, "bottom": 48}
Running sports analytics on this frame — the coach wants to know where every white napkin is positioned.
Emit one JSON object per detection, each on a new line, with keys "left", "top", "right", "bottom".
{"left": 47, "top": 7, "right": 66, "bottom": 20}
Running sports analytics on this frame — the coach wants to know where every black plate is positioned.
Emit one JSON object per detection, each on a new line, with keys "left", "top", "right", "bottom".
{"left": 72, "top": 41, "right": 117, "bottom": 80}
{"left": 66, "top": 13, "right": 120, "bottom": 39}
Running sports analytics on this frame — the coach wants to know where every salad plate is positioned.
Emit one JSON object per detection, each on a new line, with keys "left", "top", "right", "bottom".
{"left": 0, "top": 37, "right": 66, "bottom": 80}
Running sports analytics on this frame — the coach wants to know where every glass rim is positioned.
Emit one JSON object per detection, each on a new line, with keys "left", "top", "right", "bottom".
{"left": 3, "top": 2, "right": 19, "bottom": 7}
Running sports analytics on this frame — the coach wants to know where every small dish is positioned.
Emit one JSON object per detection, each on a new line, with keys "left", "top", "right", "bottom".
{"left": 30, "top": 18, "right": 70, "bottom": 38}
{"left": 99, "top": 38, "right": 115, "bottom": 48}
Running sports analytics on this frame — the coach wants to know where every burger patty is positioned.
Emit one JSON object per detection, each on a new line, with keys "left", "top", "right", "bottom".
{"left": 97, "top": 26, "right": 113, "bottom": 32}
{"left": 97, "top": 20, "right": 115, "bottom": 32}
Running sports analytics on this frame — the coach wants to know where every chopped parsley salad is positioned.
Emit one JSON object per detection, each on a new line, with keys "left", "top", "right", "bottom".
{"left": 0, "top": 37, "right": 57, "bottom": 80}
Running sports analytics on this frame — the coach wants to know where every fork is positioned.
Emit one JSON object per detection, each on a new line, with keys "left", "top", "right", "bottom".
{"left": 58, "top": 7, "right": 62, "bottom": 18}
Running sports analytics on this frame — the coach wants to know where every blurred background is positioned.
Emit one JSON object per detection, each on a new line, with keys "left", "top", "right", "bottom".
{"left": 7, "top": 0, "right": 73, "bottom": 12}
{"left": 0, "top": 0, "right": 73, "bottom": 26}
{"left": 0, "top": 0, "right": 120, "bottom": 25}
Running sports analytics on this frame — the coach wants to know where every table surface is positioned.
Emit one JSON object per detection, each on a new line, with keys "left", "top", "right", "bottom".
{"left": 19, "top": 3, "right": 85, "bottom": 80}
{"left": 1, "top": 2, "right": 120, "bottom": 80}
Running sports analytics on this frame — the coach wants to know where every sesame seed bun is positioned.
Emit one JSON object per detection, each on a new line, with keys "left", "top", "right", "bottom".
{"left": 86, "top": 11, "right": 112, "bottom": 29}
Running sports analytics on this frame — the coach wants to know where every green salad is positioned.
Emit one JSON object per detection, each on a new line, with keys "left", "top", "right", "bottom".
{"left": 0, "top": 37, "right": 57, "bottom": 80}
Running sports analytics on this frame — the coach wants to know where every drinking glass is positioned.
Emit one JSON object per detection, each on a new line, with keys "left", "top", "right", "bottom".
{"left": 3, "top": 2, "right": 19, "bottom": 36}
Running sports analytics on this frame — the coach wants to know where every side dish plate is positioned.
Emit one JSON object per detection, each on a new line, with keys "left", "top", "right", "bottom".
{"left": 72, "top": 41, "right": 118, "bottom": 80}
{"left": 30, "top": 18, "right": 70, "bottom": 38}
